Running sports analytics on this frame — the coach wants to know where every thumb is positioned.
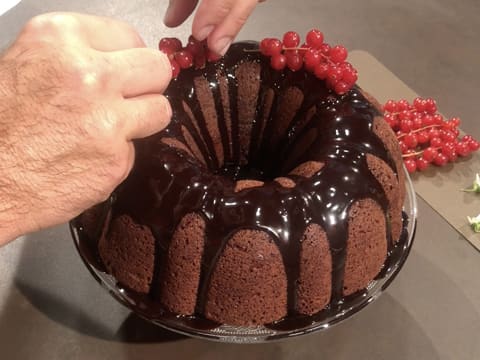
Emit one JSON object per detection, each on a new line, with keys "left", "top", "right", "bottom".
{"left": 164, "top": 0, "right": 199, "bottom": 27}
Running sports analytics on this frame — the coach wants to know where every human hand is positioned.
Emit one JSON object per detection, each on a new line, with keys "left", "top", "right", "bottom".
{"left": 164, "top": 0, "right": 263, "bottom": 55}
{"left": 0, "top": 12, "right": 172, "bottom": 245}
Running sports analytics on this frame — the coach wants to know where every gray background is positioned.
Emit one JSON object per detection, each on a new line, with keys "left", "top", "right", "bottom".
{"left": 1, "top": 1, "right": 479, "bottom": 359}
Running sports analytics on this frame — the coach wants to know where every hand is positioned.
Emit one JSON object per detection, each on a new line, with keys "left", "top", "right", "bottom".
{"left": 164, "top": 0, "right": 263, "bottom": 55}
{"left": 0, "top": 12, "right": 172, "bottom": 245}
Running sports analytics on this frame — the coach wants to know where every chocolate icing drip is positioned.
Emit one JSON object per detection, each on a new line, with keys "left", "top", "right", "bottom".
{"left": 208, "top": 71, "right": 231, "bottom": 162}
{"left": 76, "top": 41, "right": 403, "bottom": 324}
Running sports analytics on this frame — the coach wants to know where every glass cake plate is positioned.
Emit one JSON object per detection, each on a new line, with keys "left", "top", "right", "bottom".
{"left": 71, "top": 169, "right": 417, "bottom": 343}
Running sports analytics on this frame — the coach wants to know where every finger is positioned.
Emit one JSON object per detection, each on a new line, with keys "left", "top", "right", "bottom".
{"left": 164, "top": 0, "right": 199, "bottom": 28}
{"left": 191, "top": 0, "right": 258, "bottom": 54}
{"left": 191, "top": 0, "right": 236, "bottom": 42}
{"left": 22, "top": 12, "right": 145, "bottom": 51}
{"left": 120, "top": 95, "right": 172, "bottom": 140}
{"left": 103, "top": 48, "right": 172, "bottom": 98}
{"left": 205, "top": 0, "right": 258, "bottom": 55}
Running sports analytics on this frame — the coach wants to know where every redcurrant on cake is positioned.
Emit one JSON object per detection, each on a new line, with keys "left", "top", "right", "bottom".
{"left": 75, "top": 30, "right": 409, "bottom": 327}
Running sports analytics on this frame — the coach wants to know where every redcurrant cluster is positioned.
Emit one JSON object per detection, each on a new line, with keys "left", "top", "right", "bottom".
{"left": 383, "top": 98, "right": 480, "bottom": 173}
{"left": 259, "top": 30, "right": 358, "bottom": 95}
{"left": 159, "top": 36, "right": 221, "bottom": 78}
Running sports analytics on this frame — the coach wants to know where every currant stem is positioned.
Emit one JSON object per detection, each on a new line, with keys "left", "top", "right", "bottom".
{"left": 401, "top": 147, "right": 441, "bottom": 159}
{"left": 396, "top": 124, "right": 440, "bottom": 139}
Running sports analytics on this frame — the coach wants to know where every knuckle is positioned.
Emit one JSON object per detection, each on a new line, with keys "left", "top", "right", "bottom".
{"left": 69, "top": 56, "right": 111, "bottom": 94}
{"left": 24, "top": 12, "right": 79, "bottom": 37}
{"left": 215, "top": 2, "right": 233, "bottom": 19}
{"left": 112, "top": 20, "right": 145, "bottom": 48}
{"left": 82, "top": 108, "right": 121, "bottom": 146}
{"left": 93, "top": 108, "right": 120, "bottom": 138}
{"left": 231, "top": 13, "right": 249, "bottom": 29}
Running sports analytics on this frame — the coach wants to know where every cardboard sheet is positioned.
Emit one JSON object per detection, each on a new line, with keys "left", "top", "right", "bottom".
{"left": 350, "top": 50, "right": 480, "bottom": 251}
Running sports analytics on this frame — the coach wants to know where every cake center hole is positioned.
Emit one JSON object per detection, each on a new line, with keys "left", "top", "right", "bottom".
{"left": 215, "top": 162, "right": 277, "bottom": 182}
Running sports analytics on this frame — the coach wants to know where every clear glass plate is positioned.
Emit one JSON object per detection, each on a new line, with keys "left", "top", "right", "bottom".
{"left": 71, "top": 169, "right": 417, "bottom": 343}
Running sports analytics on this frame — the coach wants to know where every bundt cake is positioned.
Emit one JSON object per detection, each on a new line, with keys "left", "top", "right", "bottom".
{"left": 76, "top": 41, "right": 407, "bottom": 327}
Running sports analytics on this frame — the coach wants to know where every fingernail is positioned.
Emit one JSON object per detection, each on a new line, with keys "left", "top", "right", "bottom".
{"left": 216, "top": 37, "right": 233, "bottom": 56}
{"left": 196, "top": 25, "right": 214, "bottom": 41}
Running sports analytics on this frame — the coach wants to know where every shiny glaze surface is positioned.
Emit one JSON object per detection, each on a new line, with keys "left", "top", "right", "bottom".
{"left": 74, "top": 42, "right": 406, "bottom": 328}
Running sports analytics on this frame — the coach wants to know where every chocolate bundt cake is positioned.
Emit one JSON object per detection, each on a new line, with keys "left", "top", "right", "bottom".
{"left": 77, "top": 42, "right": 407, "bottom": 327}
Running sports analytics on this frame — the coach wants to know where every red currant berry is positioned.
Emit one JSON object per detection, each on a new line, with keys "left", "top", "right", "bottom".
{"left": 441, "top": 142, "right": 457, "bottom": 161}
{"left": 404, "top": 133, "right": 418, "bottom": 149}
{"left": 334, "top": 81, "right": 351, "bottom": 95}
{"left": 306, "top": 29, "right": 324, "bottom": 49}
{"left": 468, "top": 139, "right": 480, "bottom": 151}
{"left": 448, "top": 152, "right": 458, "bottom": 162}
{"left": 416, "top": 157, "right": 430, "bottom": 171}
{"left": 440, "top": 129, "right": 456, "bottom": 142}
{"left": 416, "top": 130, "right": 429, "bottom": 144}
{"left": 427, "top": 128, "right": 440, "bottom": 140}
{"left": 175, "top": 50, "right": 194, "bottom": 69}
{"left": 170, "top": 59, "right": 180, "bottom": 78}
{"left": 341, "top": 67, "right": 358, "bottom": 85}
{"left": 398, "top": 140, "right": 408, "bottom": 154}
{"left": 271, "top": 54, "right": 287, "bottom": 70}
{"left": 433, "top": 114, "right": 444, "bottom": 124}
{"left": 413, "top": 97, "right": 426, "bottom": 112}
{"left": 330, "top": 45, "right": 348, "bottom": 63}
{"left": 425, "top": 98, "right": 437, "bottom": 114}
{"left": 268, "top": 38, "right": 283, "bottom": 56}
{"left": 194, "top": 52, "right": 207, "bottom": 68}
{"left": 399, "top": 119, "right": 413, "bottom": 133}
{"left": 159, "top": 37, "right": 182, "bottom": 54}
{"left": 285, "top": 51, "right": 303, "bottom": 71}
{"left": 314, "top": 63, "right": 329, "bottom": 80}
{"left": 450, "top": 117, "right": 461, "bottom": 127}
{"left": 383, "top": 100, "right": 398, "bottom": 113}
{"left": 397, "top": 110, "right": 412, "bottom": 121}
{"left": 412, "top": 116, "right": 423, "bottom": 130}
{"left": 385, "top": 113, "right": 399, "bottom": 129}
{"left": 186, "top": 37, "right": 204, "bottom": 56}
{"left": 260, "top": 38, "right": 272, "bottom": 56}
{"left": 423, "top": 147, "right": 437, "bottom": 162}
{"left": 462, "top": 135, "right": 473, "bottom": 143}
{"left": 326, "top": 66, "right": 343, "bottom": 83}
{"left": 444, "top": 120, "right": 456, "bottom": 130}
{"left": 456, "top": 141, "right": 470, "bottom": 157}
{"left": 404, "top": 158, "right": 417, "bottom": 173}
{"left": 283, "top": 31, "right": 300, "bottom": 48}
{"left": 397, "top": 99, "right": 410, "bottom": 112}
{"left": 430, "top": 137, "right": 442, "bottom": 148}
{"left": 207, "top": 50, "right": 221, "bottom": 62}
{"left": 320, "top": 43, "right": 331, "bottom": 55}
{"left": 422, "top": 114, "right": 435, "bottom": 127}
{"left": 303, "top": 49, "right": 322, "bottom": 70}
{"left": 433, "top": 153, "right": 448, "bottom": 166}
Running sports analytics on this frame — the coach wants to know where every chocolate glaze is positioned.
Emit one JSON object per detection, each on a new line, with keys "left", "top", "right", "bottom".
{"left": 73, "top": 41, "right": 408, "bottom": 329}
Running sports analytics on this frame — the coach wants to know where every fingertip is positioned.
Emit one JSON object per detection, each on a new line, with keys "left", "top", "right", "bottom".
{"left": 125, "top": 95, "right": 172, "bottom": 140}
{"left": 164, "top": 0, "right": 199, "bottom": 28}
{"left": 208, "top": 35, "right": 232, "bottom": 56}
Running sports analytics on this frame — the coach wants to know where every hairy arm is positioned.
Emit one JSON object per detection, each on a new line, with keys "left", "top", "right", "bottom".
{"left": 0, "top": 62, "right": 32, "bottom": 243}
